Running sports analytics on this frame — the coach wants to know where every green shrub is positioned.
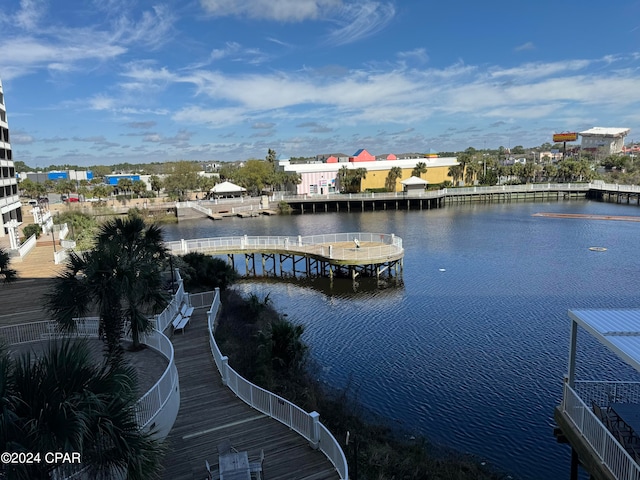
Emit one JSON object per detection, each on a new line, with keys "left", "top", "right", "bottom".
{"left": 277, "top": 201, "right": 292, "bottom": 214}
{"left": 179, "top": 252, "right": 237, "bottom": 292}
{"left": 22, "top": 223, "right": 41, "bottom": 240}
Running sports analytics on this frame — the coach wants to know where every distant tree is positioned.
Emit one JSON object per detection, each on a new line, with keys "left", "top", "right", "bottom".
{"left": 117, "top": 178, "right": 134, "bottom": 197}
{"left": 92, "top": 184, "right": 113, "bottom": 201}
{"left": 131, "top": 180, "right": 147, "bottom": 198}
{"left": 448, "top": 165, "right": 464, "bottom": 185}
{"left": 163, "top": 161, "right": 200, "bottom": 201}
{"left": 411, "top": 162, "right": 427, "bottom": 178}
{"left": 272, "top": 170, "right": 301, "bottom": 193}
{"left": 385, "top": 166, "right": 403, "bottom": 191}
{"left": 149, "top": 175, "right": 163, "bottom": 196}
{"left": 464, "top": 161, "right": 482, "bottom": 184}
{"left": 266, "top": 149, "right": 277, "bottom": 165}
{"left": 234, "top": 159, "right": 275, "bottom": 195}
{"left": 602, "top": 155, "right": 628, "bottom": 171}
{"left": 219, "top": 164, "right": 240, "bottom": 182}
{"left": 512, "top": 145, "right": 525, "bottom": 154}
{"left": 350, "top": 168, "right": 367, "bottom": 193}
{"left": 54, "top": 180, "right": 76, "bottom": 195}
{"left": 18, "top": 178, "right": 39, "bottom": 198}
{"left": 198, "top": 176, "right": 217, "bottom": 197}
{"left": 90, "top": 165, "right": 112, "bottom": 179}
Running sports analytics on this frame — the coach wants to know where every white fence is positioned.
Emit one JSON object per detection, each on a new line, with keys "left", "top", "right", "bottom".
{"left": 271, "top": 183, "right": 591, "bottom": 202}
{"left": 134, "top": 330, "right": 178, "bottom": 431}
{"left": 205, "top": 288, "right": 348, "bottom": 479}
{"left": 17, "top": 233, "right": 36, "bottom": 257}
{"left": 165, "top": 232, "right": 403, "bottom": 263}
{"left": 154, "top": 270, "right": 186, "bottom": 333}
{"left": 0, "top": 288, "right": 183, "bottom": 438}
{"left": 562, "top": 382, "right": 640, "bottom": 479}
{"left": 573, "top": 380, "right": 640, "bottom": 406}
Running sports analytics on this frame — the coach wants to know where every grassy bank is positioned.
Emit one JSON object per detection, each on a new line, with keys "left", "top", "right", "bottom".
{"left": 216, "top": 289, "right": 514, "bottom": 480}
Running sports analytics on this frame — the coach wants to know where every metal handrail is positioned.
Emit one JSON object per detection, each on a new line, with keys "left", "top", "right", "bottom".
{"left": 206, "top": 289, "right": 348, "bottom": 479}
{"left": 165, "top": 232, "right": 403, "bottom": 263}
{"left": 561, "top": 382, "right": 640, "bottom": 479}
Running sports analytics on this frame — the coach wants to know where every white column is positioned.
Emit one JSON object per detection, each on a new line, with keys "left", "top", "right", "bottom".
{"left": 567, "top": 320, "right": 578, "bottom": 388}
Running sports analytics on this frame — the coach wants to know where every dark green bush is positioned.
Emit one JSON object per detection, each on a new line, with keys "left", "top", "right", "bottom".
{"left": 180, "top": 252, "right": 237, "bottom": 292}
{"left": 22, "top": 223, "right": 41, "bottom": 240}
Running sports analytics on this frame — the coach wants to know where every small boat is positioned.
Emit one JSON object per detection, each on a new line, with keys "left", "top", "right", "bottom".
{"left": 588, "top": 246, "right": 607, "bottom": 252}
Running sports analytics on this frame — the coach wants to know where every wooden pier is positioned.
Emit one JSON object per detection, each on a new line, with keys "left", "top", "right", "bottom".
{"left": 166, "top": 233, "right": 404, "bottom": 282}
{"left": 161, "top": 309, "right": 340, "bottom": 480}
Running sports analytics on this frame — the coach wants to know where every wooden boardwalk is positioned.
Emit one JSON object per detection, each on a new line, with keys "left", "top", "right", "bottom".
{"left": 161, "top": 309, "right": 340, "bottom": 480}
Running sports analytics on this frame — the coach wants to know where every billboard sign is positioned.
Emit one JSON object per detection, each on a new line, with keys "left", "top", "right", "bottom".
{"left": 553, "top": 132, "right": 578, "bottom": 142}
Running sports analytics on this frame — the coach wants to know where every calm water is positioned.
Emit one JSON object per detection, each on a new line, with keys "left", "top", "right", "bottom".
{"left": 163, "top": 199, "right": 640, "bottom": 480}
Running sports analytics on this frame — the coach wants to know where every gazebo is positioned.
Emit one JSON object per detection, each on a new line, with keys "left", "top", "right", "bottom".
{"left": 400, "top": 176, "right": 428, "bottom": 193}
{"left": 210, "top": 181, "right": 247, "bottom": 198}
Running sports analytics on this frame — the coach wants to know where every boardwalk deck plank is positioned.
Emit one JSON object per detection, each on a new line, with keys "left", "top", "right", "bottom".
{"left": 161, "top": 309, "right": 340, "bottom": 480}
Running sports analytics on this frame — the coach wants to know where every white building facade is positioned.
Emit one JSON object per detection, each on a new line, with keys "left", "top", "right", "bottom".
{"left": 579, "top": 127, "right": 630, "bottom": 156}
{"left": 0, "top": 78, "right": 21, "bottom": 237}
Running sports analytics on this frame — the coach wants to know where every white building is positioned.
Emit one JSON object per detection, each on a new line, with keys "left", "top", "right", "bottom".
{"left": 579, "top": 127, "right": 630, "bottom": 156}
{"left": 0, "top": 78, "right": 22, "bottom": 238}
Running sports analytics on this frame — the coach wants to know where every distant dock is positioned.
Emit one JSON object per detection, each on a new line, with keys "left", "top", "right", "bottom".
{"left": 533, "top": 212, "right": 640, "bottom": 222}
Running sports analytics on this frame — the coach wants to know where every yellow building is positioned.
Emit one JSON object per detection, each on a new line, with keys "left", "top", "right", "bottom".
{"left": 279, "top": 157, "right": 458, "bottom": 195}
{"left": 360, "top": 161, "right": 456, "bottom": 192}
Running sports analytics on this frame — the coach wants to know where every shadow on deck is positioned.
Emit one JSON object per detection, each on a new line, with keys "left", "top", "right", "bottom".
{"left": 161, "top": 309, "right": 340, "bottom": 480}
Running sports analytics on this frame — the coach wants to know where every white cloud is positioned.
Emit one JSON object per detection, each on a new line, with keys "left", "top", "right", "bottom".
{"left": 397, "top": 48, "right": 429, "bottom": 64}
{"left": 0, "top": 4, "right": 176, "bottom": 80}
{"left": 514, "top": 42, "right": 535, "bottom": 52}
{"left": 117, "top": 53, "right": 640, "bottom": 134}
{"left": 324, "top": 2, "right": 396, "bottom": 46}
{"left": 199, "top": 0, "right": 341, "bottom": 22}
{"left": 14, "top": 0, "right": 46, "bottom": 30}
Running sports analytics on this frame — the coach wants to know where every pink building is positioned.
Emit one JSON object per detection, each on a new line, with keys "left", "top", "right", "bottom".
{"left": 349, "top": 149, "right": 375, "bottom": 162}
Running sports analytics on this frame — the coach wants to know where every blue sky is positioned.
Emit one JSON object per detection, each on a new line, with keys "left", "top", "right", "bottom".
{"left": 2, "top": 0, "right": 640, "bottom": 166}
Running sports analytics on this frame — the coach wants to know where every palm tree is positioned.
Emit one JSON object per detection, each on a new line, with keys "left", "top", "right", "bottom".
{"left": 351, "top": 167, "right": 368, "bottom": 193}
{"left": 385, "top": 166, "right": 403, "bottom": 192}
{"left": 0, "top": 248, "right": 17, "bottom": 283}
{"left": 0, "top": 339, "right": 165, "bottom": 480}
{"left": 411, "top": 161, "right": 427, "bottom": 178}
{"left": 258, "top": 317, "right": 307, "bottom": 374}
{"left": 46, "top": 217, "right": 168, "bottom": 358}
{"left": 338, "top": 165, "right": 350, "bottom": 193}
{"left": 448, "top": 165, "right": 464, "bottom": 185}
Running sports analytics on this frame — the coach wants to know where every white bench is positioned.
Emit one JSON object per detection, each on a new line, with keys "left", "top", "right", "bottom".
{"left": 181, "top": 303, "right": 195, "bottom": 319}
{"left": 172, "top": 313, "right": 190, "bottom": 334}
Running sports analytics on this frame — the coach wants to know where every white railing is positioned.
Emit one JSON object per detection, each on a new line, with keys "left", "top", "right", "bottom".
{"left": 165, "top": 232, "right": 403, "bottom": 263}
{"left": 271, "top": 183, "right": 591, "bottom": 202}
{"left": 573, "top": 380, "right": 640, "bottom": 406}
{"left": 58, "top": 223, "right": 69, "bottom": 240}
{"left": 60, "top": 239, "right": 76, "bottom": 249}
{"left": 205, "top": 288, "right": 348, "bottom": 479}
{"left": 0, "top": 297, "right": 182, "bottom": 435}
{"left": 589, "top": 182, "right": 640, "bottom": 193}
{"left": 155, "top": 270, "right": 186, "bottom": 333}
{"left": 134, "top": 330, "right": 178, "bottom": 430}
{"left": 54, "top": 249, "right": 70, "bottom": 265}
{"left": 17, "top": 233, "right": 36, "bottom": 257}
{"left": 187, "top": 290, "right": 216, "bottom": 309}
{"left": 561, "top": 382, "right": 640, "bottom": 479}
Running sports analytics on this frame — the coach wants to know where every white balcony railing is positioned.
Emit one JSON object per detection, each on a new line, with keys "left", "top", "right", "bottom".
{"left": 165, "top": 232, "right": 403, "bottom": 263}
{"left": 206, "top": 288, "right": 348, "bottom": 479}
{"left": 561, "top": 381, "right": 640, "bottom": 480}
